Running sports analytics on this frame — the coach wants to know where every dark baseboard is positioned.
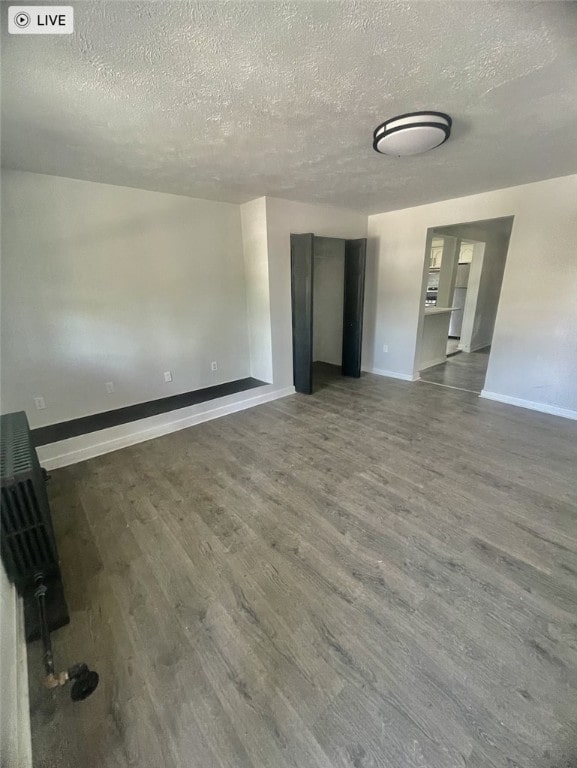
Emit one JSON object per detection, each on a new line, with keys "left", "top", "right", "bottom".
{"left": 32, "top": 377, "right": 267, "bottom": 446}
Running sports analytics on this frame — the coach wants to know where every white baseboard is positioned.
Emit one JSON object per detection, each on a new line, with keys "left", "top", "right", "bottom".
{"left": 366, "top": 367, "right": 418, "bottom": 382}
{"left": 480, "top": 390, "right": 577, "bottom": 421}
{"left": 37, "top": 385, "right": 295, "bottom": 470}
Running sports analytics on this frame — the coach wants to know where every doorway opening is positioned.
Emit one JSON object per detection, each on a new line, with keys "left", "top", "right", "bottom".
{"left": 416, "top": 216, "right": 514, "bottom": 394}
{"left": 290, "top": 234, "right": 367, "bottom": 394}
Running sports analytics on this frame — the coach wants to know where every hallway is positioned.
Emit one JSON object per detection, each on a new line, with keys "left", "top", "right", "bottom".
{"left": 419, "top": 347, "right": 490, "bottom": 393}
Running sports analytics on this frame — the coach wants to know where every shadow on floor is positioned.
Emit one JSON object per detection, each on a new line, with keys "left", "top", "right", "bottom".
{"left": 420, "top": 347, "right": 490, "bottom": 393}
{"left": 312, "top": 361, "right": 345, "bottom": 392}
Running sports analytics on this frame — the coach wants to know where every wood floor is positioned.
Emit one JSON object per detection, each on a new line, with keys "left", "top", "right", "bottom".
{"left": 420, "top": 348, "right": 490, "bottom": 393}
{"left": 28, "top": 367, "right": 577, "bottom": 768}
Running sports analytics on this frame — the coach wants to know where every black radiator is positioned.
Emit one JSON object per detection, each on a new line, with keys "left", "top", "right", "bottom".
{"left": 1, "top": 411, "right": 98, "bottom": 701}
{"left": 1, "top": 411, "right": 60, "bottom": 587}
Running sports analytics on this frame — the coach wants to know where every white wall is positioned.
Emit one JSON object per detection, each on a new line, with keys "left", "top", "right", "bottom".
{"left": 454, "top": 263, "right": 471, "bottom": 289}
{"left": 313, "top": 238, "right": 345, "bottom": 365}
{"left": 0, "top": 566, "right": 32, "bottom": 768}
{"left": 366, "top": 174, "right": 577, "bottom": 416}
{"left": 264, "top": 197, "right": 367, "bottom": 388}
{"left": 460, "top": 241, "right": 486, "bottom": 352}
{"left": 468, "top": 233, "right": 510, "bottom": 351}
{"left": 1, "top": 170, "right": 251, "bottom": 427}
{"left": 419, "top": 312, "right": 452, "bottom": 370}
{"left": 240, "top": 197, "right": 273, "bottom": 382}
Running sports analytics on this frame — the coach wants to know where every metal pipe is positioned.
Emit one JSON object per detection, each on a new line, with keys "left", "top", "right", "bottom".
{"left": 34, "top": 580, "right": 55, "bottom": 678}
{"left": 34, "top": 575, "right": 99, "bottom": 699}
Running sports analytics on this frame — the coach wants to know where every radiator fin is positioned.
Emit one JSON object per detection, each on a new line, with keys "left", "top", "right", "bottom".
{"left": 1, "top": 411, "right": 60, "bottom": 586}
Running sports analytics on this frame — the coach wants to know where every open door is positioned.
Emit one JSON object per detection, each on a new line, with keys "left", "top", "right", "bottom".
{"left": 342, "top": 239, "right": 366, "bottom": 377}
{"left": 290, "top": 233, "right": 314, "bottom": 394}
{"left": 291, "top": 234, "right": 367, "bottom": 392}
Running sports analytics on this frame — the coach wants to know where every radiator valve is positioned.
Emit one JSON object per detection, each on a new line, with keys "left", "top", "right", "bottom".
{"left": 43, "top": 662, "right": 99, "bottom": 700}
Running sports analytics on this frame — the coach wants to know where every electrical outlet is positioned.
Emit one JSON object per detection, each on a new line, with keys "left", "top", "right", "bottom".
{"left": 105, "top": 381, "right": 115, "bottom": 394}
{"left": 164, "top": 370, "right": 173, "bottom": 383}
{"left": 383, "top": 344, "right": 389, "bottom": 353}
{"left": 34, "top": 396, "right": 46, "bottom": 410}
{"left": 211, "top": 361, "right": 218, "bottom": 372}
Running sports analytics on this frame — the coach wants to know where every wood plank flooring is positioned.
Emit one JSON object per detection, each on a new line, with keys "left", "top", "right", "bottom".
{"left": 27, "top": 367, "right": 577, "bottom": 768}
{"left": 420, "top": 348, "right": 490, "bottom": 393}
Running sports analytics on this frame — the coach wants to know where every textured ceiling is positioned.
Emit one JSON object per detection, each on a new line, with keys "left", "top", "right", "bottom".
{"left": 2, "top": 1, "right": 577, "bottom": 213}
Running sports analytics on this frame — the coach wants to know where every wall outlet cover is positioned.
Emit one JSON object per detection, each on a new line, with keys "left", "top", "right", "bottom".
{"left": 34, "top": 396, "right": 46, "bottom": 410}
{"left": 164, "top": 371, "right": 173, "bottom": 382}
{"left": 211, "top": 361, "right": 218, "bottom": 371}
{"left": 105, "top": 381, "right": 114, "bottom": 393}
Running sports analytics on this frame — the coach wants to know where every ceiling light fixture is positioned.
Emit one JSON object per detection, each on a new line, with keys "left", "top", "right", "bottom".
{"left": 373, "top": 111, "right": 452, "bottom": 156}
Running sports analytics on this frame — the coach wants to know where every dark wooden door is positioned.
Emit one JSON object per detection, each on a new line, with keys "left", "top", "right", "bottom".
{"left": 342, "top": 238, "right": 367, "bottom": 377}
{"left": 290, "top": 233, "right": 314, "bottom": 394}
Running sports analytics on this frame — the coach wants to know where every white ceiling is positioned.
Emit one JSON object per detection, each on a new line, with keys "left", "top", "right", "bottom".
{"left": 2, "top": 1, "right": 577, "bottom": 213}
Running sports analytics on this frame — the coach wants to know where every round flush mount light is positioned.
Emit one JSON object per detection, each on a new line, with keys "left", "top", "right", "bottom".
{"left": 373, "top": 111, "right": 452, "bottom": 156}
